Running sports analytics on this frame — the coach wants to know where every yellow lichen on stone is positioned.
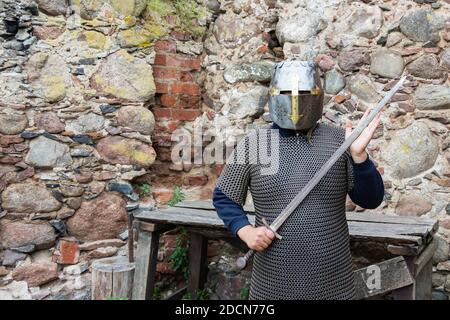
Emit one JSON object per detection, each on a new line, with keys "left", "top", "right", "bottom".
{"left": 41, "top": 75, "right": 67, "bottom": 103}
{"left": 82, "top": 30, "right": 107, "bottom": 49}
{"left": 110, "top": 0, "right": 147, "bottom": 17}
{"left": 109, "top": 140, "right": 155, "bottom": 166}
{"left": 117, "top": 26, "right": 166, "bottom": 48}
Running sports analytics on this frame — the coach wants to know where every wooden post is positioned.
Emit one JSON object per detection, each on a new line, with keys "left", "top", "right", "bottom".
{"left": 187, "top": 232, "right": 208, "bottom": 297}
{"left": 91, "top": 256, "right": 135, "bottom": 300}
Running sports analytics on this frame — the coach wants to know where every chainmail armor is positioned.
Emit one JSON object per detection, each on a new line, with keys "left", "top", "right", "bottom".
{"left": 216, "top": 123, "right": 355, "bottom": 300}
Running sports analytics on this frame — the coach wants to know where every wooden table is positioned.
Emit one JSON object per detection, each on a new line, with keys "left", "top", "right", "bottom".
{"left": 131, "top": 200, "right": 438, "bottom": 300}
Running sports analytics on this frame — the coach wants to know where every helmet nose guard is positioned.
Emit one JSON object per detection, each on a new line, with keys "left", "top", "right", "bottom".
{"left": 269, "top": 59, "right": 324, "bottom": 130}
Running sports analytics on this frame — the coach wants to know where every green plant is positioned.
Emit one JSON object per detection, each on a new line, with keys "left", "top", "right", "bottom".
{"left": 181, "top": 288, "right": 211, "bottom": 300}
{"left": 138, "top": 183, "right": 152, "bottom": 196}
{"left": 168, "top": 186, "right": 185, "bottom": 207}
{"left": 240, "top": 286, "right": 250, "bottom": 300}
{"left": 106, "top": 297, "right": 129, "bottom": 300}
{"left": 152, "top": 286, "right": 161, "bottom": 300}
{"left": 196, "top": 288, "right": 212, "bottom": 300}
{"left": 169, "top": 228, "right": 190, "bottom": 279}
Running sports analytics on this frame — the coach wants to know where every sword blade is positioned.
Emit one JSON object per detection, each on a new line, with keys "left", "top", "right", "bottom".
{"left": 270, "top": 76, "right": 407, "bottom": 232}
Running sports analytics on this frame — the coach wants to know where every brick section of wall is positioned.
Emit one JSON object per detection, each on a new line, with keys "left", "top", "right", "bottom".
{"left": 150, "top": 40, "right": 217, "bottom": 202}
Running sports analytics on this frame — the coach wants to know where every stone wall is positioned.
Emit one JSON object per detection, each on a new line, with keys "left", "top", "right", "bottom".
{"left": 0, "top": 0, "right": 449, "bottom": 300}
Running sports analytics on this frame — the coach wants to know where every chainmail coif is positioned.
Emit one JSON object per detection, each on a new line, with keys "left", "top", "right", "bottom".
{"left": 216, "top": 123, "right": 356, "bottom": 300}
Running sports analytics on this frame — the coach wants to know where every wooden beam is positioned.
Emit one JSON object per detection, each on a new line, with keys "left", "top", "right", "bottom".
{"left": 187, "top": 232, "right": 208, "bottom": 297}
{"left": 132, "top": 229, "right": 159, "bottom": 300}
{"left": 414, "top": 239, "right": 437, "bottom": 276}
{"left": 354, "top": 256, "right": 414, "bottom": 300}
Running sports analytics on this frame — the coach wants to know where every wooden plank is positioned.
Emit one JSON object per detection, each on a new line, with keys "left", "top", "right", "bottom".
{"left": 139, "top": 221, "right": 174, "bottom": 233}
{"left": 387, "top": 244, "right": 420, "bottom": 256}
{"left": 132, "top": 229, "right": 159, "bottom": 300}
{"left": 174, "top": 201, "right": 437, "bottom": 230}
{"left": 348, "top": 221, "right": 432, "bottom": 239}
{"left": 187, "top": 232, "right": 208, "bottom": 297}
{"left": 134, "top": 207, "right": 256, "bottom": 229}
{"left": 348, "top": 223, "right": 423, "bottom": 246}
{"left": 354, "top": 256, "right": 414, "bottom": 300}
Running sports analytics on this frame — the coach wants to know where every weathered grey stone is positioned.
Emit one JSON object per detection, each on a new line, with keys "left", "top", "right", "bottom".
{"left": 2, "top": 250, "right": 27, "bottom": 267}
{"left": 34, "top": 112, "right": 65, "bottom": 133}
{"left": 0, "top": 220, "right": 56, "bottom": 250}
{"left": 227, "top": 86, "right": 269, "bottom": 119}
{"left": 276, "top": 13, "right": 327, "bottom": 45}
{"left": 370, "top": 49, "right": 404, "bottom": 78}
{"left": 382, "top": 122, "right": 438, "bottom": 178}
{"left": 117, "top": 106, "right": 155, "bottom": 135}
{"left": 0, "top": 108, "right": 28, "bottom": 135}
{"left": 35, "top": 0, "right": 67, "bottom": 16}
{"left": 407, "top": 54, "right": 444, "bottom": 79}
{"left": 223, "top": 61, "right": 275, "bottom": 84}
{"left": 347, "top": 75, "right": 380, "bottom": 103}
{"left": 25, "top": 53, "right": 71, "bottom": 103}
{"left": 25, "top": 136, "right": 72, "bottom": 168}
{"left": 399, "top": 9, "right": 445, "bottom": 43}
{"left": 395, "top": 193, "right": 432, "bottom": 216}
{"left": 386, "top": 32, "right": 403, "bottom": 47}
{"left": 441, "top": 48, "right": 450, "bottom": 71}
{"left": 1, "top": 182, "right": 62, "bottom": 213}
{"left": 346, "top": 4, "right": 383, "bottom": 39}
{"left": 66, "top": 113, "right": 105, "bottom": 134}
{"left": 325, "top": 69, "right": 345, "bottom": 95}
{"left": 213, "top": 12, "right": 259, "bottom": 48}
{"left": 433, "top": 236, "right": 450, "bottom": 263}
{"left": 0, "top": 281, "right": 31, "bottom": 300}
{"left": 414, "top": 85, "right": 450, "bottom": 110}
{"left": 338, "top": 49, "right": 370, "bottom": 72}
{"left": 90, "top": 50, "right": 155, "bottom": 102}
{"left": 176, "top": 41, "right": 204, "bottom": 56}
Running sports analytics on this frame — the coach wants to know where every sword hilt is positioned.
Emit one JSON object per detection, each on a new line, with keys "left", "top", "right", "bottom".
{"left": 236, "top": 218, "right": 281, "bottom": 270}
{"left": 236, "top": 250, "right": 254, "bottom": 270}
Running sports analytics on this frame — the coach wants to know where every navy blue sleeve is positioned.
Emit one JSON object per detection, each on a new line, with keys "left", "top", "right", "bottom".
{"left": 213, "top": 186, "right": 251, "bottom": 236}
{"left": 348, "top": 157, "right": 384, "bottom": 209}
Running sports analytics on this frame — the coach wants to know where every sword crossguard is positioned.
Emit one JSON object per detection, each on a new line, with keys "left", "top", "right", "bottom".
{"left": 262, "top": 218, "right": 282, "bottom": 240}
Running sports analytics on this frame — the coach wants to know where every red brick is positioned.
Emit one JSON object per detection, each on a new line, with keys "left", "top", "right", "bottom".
{"left": 153, "top": 107, "right": 172, "bottom": 119}
{"left": 155, "top": 81, "right": 169, "bottom": 93}
{"left": 185, "top": 175, "right": 208, "bottom": 186}
{"left": 179, "top": 71, "right": 194, "bottom": 82}
{"left": 179, "top": 95, "right": 201, "bottom": 109}
{"left": 153, "top": 53, "right": 167, "bottom": 65}
{"left": 172, "top": 109, "right": 201, "bottom": 121}
{"left": 163, "top": 55, "right": 201, "bottom": 70}
{"left": 156, "top": 262, "right": 176, "bottom": 274}
{"left": 170, "top": 83, "right": 201, "bottom": 96}
{"left": 54, "top": 239, "right": 79, "bottom": 265}
{"left": 156, "top": 120, "right": 181, "bottom": 133}
{"left": 153, "top": 188, "right": 174, "bottom": 205}
{"left": 160, "top": 94, "right": 177, "bottom": 107}
{"left": 153, "top": 66, "right": 178, "bottom": 80}
{"left": 155, "top": 40, "right": 176, "bottom": 53}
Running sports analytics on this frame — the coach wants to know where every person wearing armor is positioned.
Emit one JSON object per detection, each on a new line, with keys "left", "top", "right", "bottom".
{"left": 213, "top": 60, "right": 385, "bottom": 300}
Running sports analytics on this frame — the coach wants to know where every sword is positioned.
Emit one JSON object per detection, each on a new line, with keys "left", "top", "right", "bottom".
{"left": 236, "top": 76, "right": 407, "bottom": 270}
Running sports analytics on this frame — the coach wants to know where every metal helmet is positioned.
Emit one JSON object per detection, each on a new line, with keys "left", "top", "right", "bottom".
{"left": 268, "top": 59, "right": 324, "bottom": 131}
